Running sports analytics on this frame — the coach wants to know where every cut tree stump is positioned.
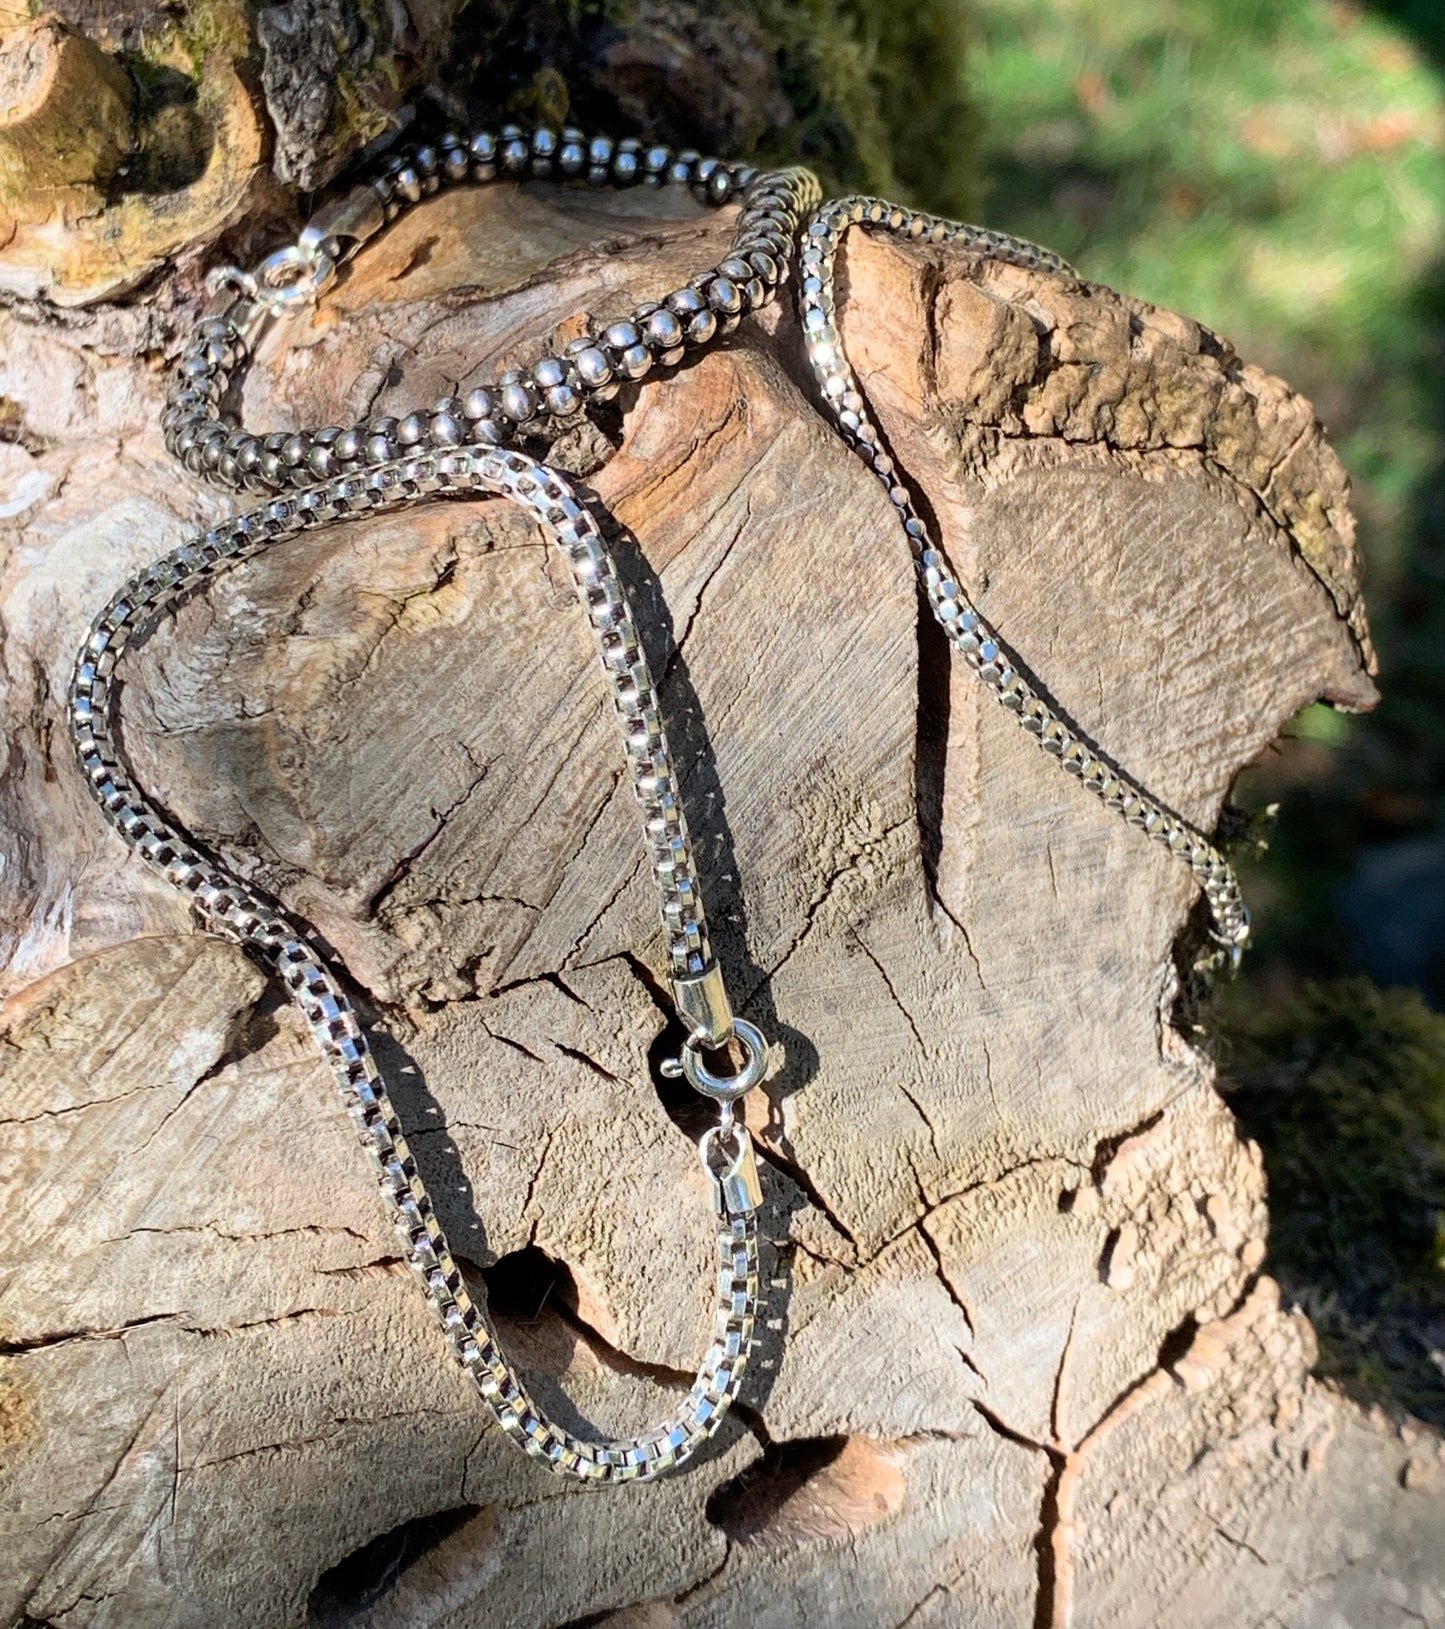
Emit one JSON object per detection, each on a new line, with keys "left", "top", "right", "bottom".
{"left": 2, "top": 180, "right": 1442, "bottom": 1629}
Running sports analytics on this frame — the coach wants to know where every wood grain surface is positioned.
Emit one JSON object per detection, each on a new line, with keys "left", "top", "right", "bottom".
{"left": 1, "top": 181, "right": 1440, "bottom": 1629}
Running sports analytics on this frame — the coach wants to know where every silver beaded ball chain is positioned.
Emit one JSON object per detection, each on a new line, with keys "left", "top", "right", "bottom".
{"left": 69, "top": 123, "right": 1249, "bottom": 1485}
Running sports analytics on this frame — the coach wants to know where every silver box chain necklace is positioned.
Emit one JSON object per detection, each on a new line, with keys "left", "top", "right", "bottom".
{"left": 68, "top": 125, "right": 1250, "bottom": 1485}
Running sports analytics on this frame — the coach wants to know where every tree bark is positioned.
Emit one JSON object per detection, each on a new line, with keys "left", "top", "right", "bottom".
{"left": 1, "top": 34, "right": 1442, "bottom": 1629}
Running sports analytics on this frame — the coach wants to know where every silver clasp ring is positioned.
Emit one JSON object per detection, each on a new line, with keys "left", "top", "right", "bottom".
{"left": 253, "top": 243, "right": 337, "bottom": 311}
{"left": 678, "top": 1016, "right": 769, "bottom": 1105}
{"left": 204, "top": 264, "right": 258, "bottom": 302}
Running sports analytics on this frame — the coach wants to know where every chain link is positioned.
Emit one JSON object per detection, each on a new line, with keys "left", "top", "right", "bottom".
{"left": 168, "top": 126, "right": 820, "bottom": 490}
{"left": 70, "top": 444, "right": 761, "bottom": 1482}
{"left": 798, "top": 196, "right": 1251, "bottom": 953}
{"left": 71, "top": 122, "right": 1251, "bottom": 1485}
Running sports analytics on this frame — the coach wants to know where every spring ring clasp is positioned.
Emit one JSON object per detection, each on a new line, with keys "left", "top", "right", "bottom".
{"left": 662, "top": 1016, "right": 770, "bottom": 1107}
{"left": 253, "top": 242, "right": 337, "bottom": 310}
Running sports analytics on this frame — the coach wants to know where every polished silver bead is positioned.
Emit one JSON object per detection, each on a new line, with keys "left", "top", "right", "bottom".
{"left": 612, "top": 141, "right": 641, "bottom": 183}
{"left": 397, "top": 413, "right": 426, "bottom": 446}
{"left": 532, "top": 357, "right": 568, "bottom": 390}
{"left": 500, "top": 136, "right": 528, "bottom": 173}
{"left": 545, "top": 383, "right": 583, "bottom": 417}
{"left": 644, "top": 308, "right": 683, "bottom": 351}
{"left": 430, "top": 411, "right": 462, "bottom": 445}
{"left": 588, "top": 135, "right": 613, "bottom": 166}
{"left": 603, "top": 321, "right": 642, "bottom": 354}
{"left": 336, "top": 429, "right": 363, "bottom": 463}
{"left": 616, "top": 344, "right": 652, "bottom": 381}
{"left": 394, "top": 166, "right": 422, "bottom": 204}
{"left": 500, "top": 381, "right": 538, "bottom": 423}
{"left": 559, "top": 139, "right": 586, "bottom": 175}
{"left": 573, "top": 346, "right": 612, "bottom": 388}
{"left": 463, "top": 387, "right": 496, "bottom": 420}
{"left": 686, "top": 309, "right": 718, "bottom": 345}
{"left": 667, "top": 285, "right": 705, "bottom": 316}
{"left": 281, "top": 434, "right": 308, "bottom": 466}
{"left": 704, "top": 277, "right": 742, "bottom": 316}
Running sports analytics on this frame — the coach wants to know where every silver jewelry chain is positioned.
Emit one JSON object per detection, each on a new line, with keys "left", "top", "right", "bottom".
{"left": 69, "top": 124, "right": 1249, "bottom": 1485}
{"left": 799, "top": 197, "right": 1250, "bottom": 949}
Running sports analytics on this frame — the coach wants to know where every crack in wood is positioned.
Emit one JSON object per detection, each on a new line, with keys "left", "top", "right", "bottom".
{"left": 757, "top": 815, "right": 914, "bottom": 994}
{"left": 0, "top": 1311, "right": 182, "bottom": 1358}
{"left": 750, "top": 1139, "right": 859, "bottom": 1251}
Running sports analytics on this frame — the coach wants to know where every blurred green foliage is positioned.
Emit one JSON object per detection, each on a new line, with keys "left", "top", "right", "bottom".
{"left": 969, "top": 0, "right": 1445, "bottom": 981}
{"left": 966, "top": 0, "right": 1445, "bottom": 1425}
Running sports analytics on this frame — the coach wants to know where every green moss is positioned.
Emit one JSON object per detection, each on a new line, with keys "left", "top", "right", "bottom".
{"left": 451, "top": 0, "right": 980, "bottom": 210}
{"left": 172, "top": 0, "right": 252, "bottom": 77}
{"left": 1221, "top": 977, "right": 1445, "bottom": 1425}
{"left": 115, "top": 2, "right": 253, "bottom": 198}
{"left": 745, "top": 0, "right": 979, "bottom": 207}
